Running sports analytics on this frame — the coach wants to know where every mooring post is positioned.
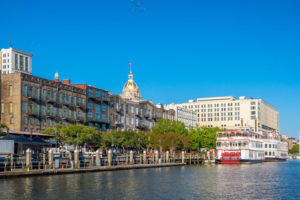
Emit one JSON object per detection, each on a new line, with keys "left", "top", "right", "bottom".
{"left": 155, "top": 150, "right": 159, "bottom": 164}
{"left": 108, "top": 150, "right": 112, "bottom": 166}
{"left": 143, "top": 151, "right": 147, "bottom": 164}
{"left": 10, "top": 153, "right": 13, "bottom": 171}
{"left": 26, "top": 148, "right": 32, "bottom": 170}
{"left": 74, "top": 149, "right": 79, "bottom": 168}
{"left": 43, "top": 153, "right": 46, "bottom": 169}
{"left": 95, "top": 150, "right": 99, "bottom": 166}
{"left": 166, "top": 151, "right": 169, "bottom": 163}
{"left": 130, "top": 150, "right": 133, "bottom": 164}
{"left": 49, "top": 149, "right": 54, "bottom": 169}
{"left": 182, "top": 151, "right": 185, "bottom": 164}
{"left": 189, "top": 153, "right": 192, "bottom": 165}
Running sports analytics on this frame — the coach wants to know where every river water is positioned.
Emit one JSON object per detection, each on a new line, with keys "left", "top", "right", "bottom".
{"left": 1, "top": 160, "right": 300, "bottom": 200}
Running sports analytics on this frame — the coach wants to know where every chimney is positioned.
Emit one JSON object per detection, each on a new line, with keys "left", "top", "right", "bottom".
{"left": 63, "top": 79, "right": 71, "bottom": 85}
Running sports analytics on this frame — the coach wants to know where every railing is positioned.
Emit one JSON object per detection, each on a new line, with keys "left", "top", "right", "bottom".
{"left": 0, "top": 150, "right": 210, "bottom": 172}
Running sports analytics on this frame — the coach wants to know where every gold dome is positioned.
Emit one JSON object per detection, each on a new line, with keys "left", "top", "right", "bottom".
{"left": 121, "top": 70, "right": 142, "bottom": 100}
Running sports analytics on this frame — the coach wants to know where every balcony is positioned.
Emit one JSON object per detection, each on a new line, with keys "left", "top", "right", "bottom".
{"left": 101, "top": 97, "right": 110, "bottom": 103}
{"left": 28, "top": 95, "right": 39, "bottom": 102}
{"left": 28, "top": 111, "right": 40, "bottom": 118}
{"left": 137, "top": 123, "right": 147, "bottom": 129}
{"left": 76, "top": 104, "right": 86, "bottom": 110}
{"left": 46, "top": 98, "right": 56, "bottom": 104}
{"left": 62, "top": 116, "right": 72, "bottom": 121}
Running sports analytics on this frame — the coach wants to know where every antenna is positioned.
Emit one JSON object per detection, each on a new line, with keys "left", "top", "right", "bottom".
{"left": 9, "top": 36, "right": 13, "bottom": 48}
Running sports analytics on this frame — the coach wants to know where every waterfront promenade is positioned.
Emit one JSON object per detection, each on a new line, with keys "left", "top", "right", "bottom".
{"left": 0, "top": 149, "right": 212, "bottom": 178}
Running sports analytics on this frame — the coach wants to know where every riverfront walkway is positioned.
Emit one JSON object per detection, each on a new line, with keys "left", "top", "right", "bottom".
{"left": 0, "top": 149, "right": 214, "bottom": 178}
{"left": 0, "top": 163, "right": 184, "bottom": 178}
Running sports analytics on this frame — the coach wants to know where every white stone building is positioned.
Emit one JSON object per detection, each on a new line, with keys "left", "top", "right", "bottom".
{"left": 166, "top": 103, "right": 197, "bottom": 128}
{"left": 0, "top": 47, "right": 33, "bottom": 75}
{"left": 174, "top": 96, "right": 279, "bottom": 133}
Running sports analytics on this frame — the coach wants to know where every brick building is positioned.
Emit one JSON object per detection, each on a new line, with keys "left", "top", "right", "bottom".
{"left": 1, "top": 73, "right": 86, "bottom": 132}
{"left": 72, "top": 83, "right": 110, "bottom": 131}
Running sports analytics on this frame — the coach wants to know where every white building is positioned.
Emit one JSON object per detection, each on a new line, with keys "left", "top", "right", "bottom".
{"left": 174, "top": 96, "right": 279, "bottom": 133}
{"left": 0, "top": 47, "right": 33, "bottom": 75}
{"left": 166, "top": 103, "right": 197, "bottom": 128}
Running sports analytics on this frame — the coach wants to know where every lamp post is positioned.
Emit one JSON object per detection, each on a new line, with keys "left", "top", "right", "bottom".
{"left": 55, "top": 132, "right": 58, "bottom": 149}
{"left": 111, "top": 135, "right": 114, "bottom": 151}
{"left": 76, "top": 132, "right": 79, "bottom": 150}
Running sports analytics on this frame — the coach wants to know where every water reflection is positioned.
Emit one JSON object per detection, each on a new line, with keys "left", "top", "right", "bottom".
{"left": 1, "top": 161, "right": 300, "bottom": 199}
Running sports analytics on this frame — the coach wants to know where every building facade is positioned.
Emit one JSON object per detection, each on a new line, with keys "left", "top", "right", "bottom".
{"left": 0, "top": 48, "right": 33, "bottom": 75}
{"left": 72, "top": 83, "right": 110, "bottom": 131}
{"left": 109, "top": 68, "right": 175, "bottom": 131}
{"left": 1, "top": 73, "right": 86, "bottom": 132}
{"left": 174, "top": 96, "right": 279, "bottom": 133}
{"left": 165, "top": 103, "right": 197, "bottom": 128}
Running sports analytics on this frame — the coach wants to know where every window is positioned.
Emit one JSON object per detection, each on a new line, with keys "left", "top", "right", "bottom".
{"left": 102, "top": 113, "right": 106, "bottom": 121}
{"left": 42, "top": 89, "right": 46, "bottom": 100}
{"left": 36, "top": 104, "right": 39, "bottom": 114}
{"left": 42, "top": 119, "right": 46, "bottom": 126}
{"left": 82, "top": 98, "right": 85, "bottom": 105}
{"left": 8, "top": 85, "right": 12, "bottom": 97}
{"left": 24, "top": 116, "right": 28, "bottom": 124}
{"left": 88, "top": 88, "right": 93, "bottom": 97}
{"left": 53, "top": 107, "right": 56, "bottom": 116}
{"left": 48, "top": 106, "right": 51, "bottom": 115}
{"left": 29, "top": 103, "right": 33, "bottom": 113}
{"left": 88, "top": 111, "right": 93, "bottom": 119}
{"left": 36, "top": 88, "right": 39, "bottom": 99}
{"left": 10, "top": 116, "right": 14, "bottom": 124}
{"left": 63, "top": 94, "right": 66, "bottom": 102}
{"left": 74, "top": 96, "right": 76, "bottom": 106}
{"left": 64, "top": 108, "right": 66, "bottom": 117}
{"left": 68, "top": 95, "right": 71, "bottom": 104}
{"left": 20, "top": 55, "right": 24, "bottom": 70}
{"left": 42, "top": 105, "right": 45, "bottom": 115}
{"left": 15, "top": 54, "right": 18, "bottom": 69}
{"left": 88, "top": 102, "right": 93, "bottom": 110}
{"left": 95, "top": 105, "right": 100, "bottom": 120}
{"left": 30, "top": 117, "right": 34, "bottom": 125}
{"left": 59, "top": 108, "right": 62, "bottom": 116}
{"left": 68, "top": 110, "right": 71, "bottom": 118}
{"left": 25, "top": 57, "right": 28, "bottom": 71}
{"left": 78, "top": 111, "right": 81, "bottom": 119}
{"left": 36, "top": 119, "right": 40, "bottom": 126}
{"left": 47, "top": 90, "right": 51, "bottom": 100}
{"left": 53, "top": 92, "right": 56, "bottom": 101}
{"left": 102, "top": 105, "right": 107, "bottom": 112}
{"left": 131, "top": 106, "right": 134, "bottom": 113}
{"left": 77, "top": 97, "right": 81, "bottom": 105}
{"left": 1, "top": 103, "right": 4, "bottom": 113}
{"left": 95, "top": 90, "right": 100, "bottom": 98}
{"left": 102, "top": 92, "right": 106, "bottom": 98}
{"left": 29, "top": 87, "right": 33, "bottom": 97}
{"left": 59, "top": 93, "right": 62, "bottom": 103}
{"left": 73, "top": 111, "right": 76, "bottom": 120}
{"left": 9, "top": 103, "right": 13, "bottom": 113}
{"left": 82, "top": 112, "right": 85, "bottom": 120}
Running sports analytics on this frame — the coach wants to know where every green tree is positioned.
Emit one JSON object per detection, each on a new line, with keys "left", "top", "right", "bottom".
{"left": 188, "top": 126, "right": 223, "bottom": 150}
{"left": 289, "top": 144, "right": 299, "bottom": 154}
{"left": 0, "top": 123, "right": 8, "bottom": 136}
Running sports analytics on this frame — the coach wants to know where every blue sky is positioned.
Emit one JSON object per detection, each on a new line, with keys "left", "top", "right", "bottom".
{"left": 1, "top": 0, "right": 299, "bottom": 137}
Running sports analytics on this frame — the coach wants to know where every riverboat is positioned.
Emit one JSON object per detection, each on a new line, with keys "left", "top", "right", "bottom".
{"left": 216, "top": 127, "right": 265, "bottom": 164}
{"left": 262, "top": 132, "right": 288, "bottom": 161}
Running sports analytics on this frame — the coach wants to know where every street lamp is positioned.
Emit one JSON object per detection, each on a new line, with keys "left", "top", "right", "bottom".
{"left": 76, "top": 132, "right": 79, "bottom": 150}
{"left": 111, "top": 135, "right": 114, "bottom": 150}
